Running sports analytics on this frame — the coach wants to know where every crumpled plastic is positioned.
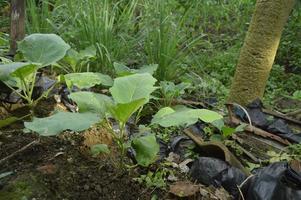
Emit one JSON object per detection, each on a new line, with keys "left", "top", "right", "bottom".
{"left": 234, "top": 99, "right": 301, "bottom": 143}
{"left": 190, "top": 157, "right": 247, "bottom": 199}
{"left": 242, "top": 161, "right": 301, "bottom": 200}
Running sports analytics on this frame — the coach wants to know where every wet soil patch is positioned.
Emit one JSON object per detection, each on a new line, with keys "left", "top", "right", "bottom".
{"left": 0, "top": 130, "right": 154, "bottom": 200}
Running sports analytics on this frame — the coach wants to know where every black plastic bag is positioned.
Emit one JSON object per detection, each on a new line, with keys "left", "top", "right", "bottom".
{"left": 242, "top": 161, "right": 301, "bottom": 200}
{"left": 190, "top": 157, "right": 247, "bottom": 199}
{"left": 234, "top": 99, "right": 301, "bottom": 143}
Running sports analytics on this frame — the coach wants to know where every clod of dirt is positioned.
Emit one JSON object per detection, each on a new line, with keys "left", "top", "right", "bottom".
{"left": 169, "top": 181, "right": 199, "bottom": 198}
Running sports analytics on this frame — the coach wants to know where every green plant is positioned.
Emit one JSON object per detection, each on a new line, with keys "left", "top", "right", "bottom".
{"left": 26, "top": 0, "right": 57, "bottom": 33}
{"left": 143, "top": 0, "right": 201, "bottom": 81}
{"left": 25, "top": 72, "right": 160, "bottom": 167}
{"left": 56, "top": 47, "right": 97, "bottom": 73}
{"left": 134, "top": 168, "right": 169, "bottom": 189}
{"left": 0, "top": 34, "right": 70, "bottom": 108}
{"left": 0, "top": 32, "right": 9, "bottom": 56}
{"left": 151, "top": 106, "right": 223, "bottom": 128}
{"left": 158, "top": 81, "right": 191, "bottom": 107}
{"left": 60, "top": 0, "right": 138, "bottom": 74}
{"left": 284, "top": 90, "right": 301, "bottom": 101}
{"left": 211, "top": 119, "right": 247, "bottom": 140}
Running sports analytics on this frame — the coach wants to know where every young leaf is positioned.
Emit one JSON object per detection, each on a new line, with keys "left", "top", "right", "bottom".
{"left": 18, "top": 34, "right": 70, "bottom": 67}
{"left": 131, "top": 134, "right": 159, "bottom": 167}
{"left": 110, "top": 73, "right": 157, "bottom": 104}
{"left": 91, "top": 144, "right": 110, "bottom": 156}
{"left": 151, "top": 106, "right": 223, "bottom": 127}
{"left": 64, "top": 72, "right": 113, "bottom": 89}
{"left": 110, "top": 99, "right": 146, "bottom": 124}
{"left": 221, "top": 126, "right": 236, "bottom": 138}
{"left": 69, "top": 91, "right": 113, "bottom": 114}
{"left": 24, "top": 112, "right": 100, "bottom": 136}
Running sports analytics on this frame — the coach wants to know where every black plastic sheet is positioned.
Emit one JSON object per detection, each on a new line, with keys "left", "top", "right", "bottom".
{"left": 242, "top": 161, "right": 301, "bottom": 200}
{"left": 190, "top": 157, "right": 247, "bottom": 199}
{"left": 234, "top": 99, "right": 301, "bottom": 143}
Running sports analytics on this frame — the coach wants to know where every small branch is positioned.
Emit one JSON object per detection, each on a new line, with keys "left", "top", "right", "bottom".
{"left": 0, "top": 140, "right": 40, "bottom": 165}
{"left": 230, "top": 117, "right": 291, "bottom": 145}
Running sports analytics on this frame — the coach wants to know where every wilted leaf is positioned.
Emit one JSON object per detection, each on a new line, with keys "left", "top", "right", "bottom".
{"left": 110, "top": 73, "right": 157, "bottom": 104}
{"left": 24, "top": 112, "right": 100, "bottom": 136}
{"left": 69, "top": 91, "right": 113, "bottom": 114}
{"left": 18, "top": 34, "right": 70, "bottom": 66}
{"left": 131, "top": 134, "right": 159, "bottom": 167}
{"left": 64, "top": 72, "right": 113, "bottom": 89}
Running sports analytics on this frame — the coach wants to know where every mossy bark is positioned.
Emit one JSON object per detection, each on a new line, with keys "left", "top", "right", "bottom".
{"left": 228, "top": 0, "right": 295, "bottom": 106}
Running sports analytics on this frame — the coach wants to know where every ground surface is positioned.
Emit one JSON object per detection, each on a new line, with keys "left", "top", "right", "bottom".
{"left": 0, "top": 130, "right": 157, "bottom": 200}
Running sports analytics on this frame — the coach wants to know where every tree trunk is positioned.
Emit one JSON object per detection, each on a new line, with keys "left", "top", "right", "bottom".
{"left": 9, "top": 0, "right": 25, "bottom": 55}
{"left": 228, "top": 0, "right": 295, "bottom": 106}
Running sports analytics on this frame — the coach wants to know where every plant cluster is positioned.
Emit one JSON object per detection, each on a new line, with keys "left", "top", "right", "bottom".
{"left": 0, "top": 34, "right": 223, "bottom": 168}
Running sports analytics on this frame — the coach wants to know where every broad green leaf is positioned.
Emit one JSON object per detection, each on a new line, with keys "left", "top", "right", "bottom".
{"left": 110, "top": 98, "right": 146, "bottom": 123}
{"left": 0, "top": 117, "right": 19, "bottom": 128}
{"left": 11, "top": 63, "right": 38, "bottom": 81}
{"left": 198, "top": 109, "right": 223, "bottom": 123}
{"left": 138, "top": 64, "right": 158, "bottom": 75}
{"left": 110, "top": 73, "right": 157, "bottom": 104}
{"left": 113, "top": 62, "right": 132, "bottom": 76}
{"left": 131, "top": 134, "right": 159, "bottom": 167}
{"left": 64, "top": 72, "right": 113, "bottom": 89}
{"left": 0, "top": 62, "right": 36, "bottom": 81}
{"left": 211, "top": 119, "right": 225, "bottom": 131}
{"left": 96, "top": 73, "right": 113, "bottom": 86}
{"left": 79, "top": 46, "right": 96, "bottom": 58}
{"left": 69, "top": 91, "right": 113, "bottom": 114}
{"left": 91, "top": 144, "right": 110, "bottom": 156}
{"left": 114, "top": 63, "right": 158, "bottom": 76}
{"left": 18, "top": 34, "right": 70, "bottom": 66}
{"left": 152, "top": 107, "right": 199, "bottom": 127}
{"left": 151, "top": 106, "right": 223, "bottom": 127}
{"left": 24, "top": 112, "right": 100, "bottom": 136}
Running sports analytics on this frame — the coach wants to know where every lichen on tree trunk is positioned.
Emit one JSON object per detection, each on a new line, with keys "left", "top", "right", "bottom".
{"left": 228, "top": 0, "right": 295, "bottom": 106}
